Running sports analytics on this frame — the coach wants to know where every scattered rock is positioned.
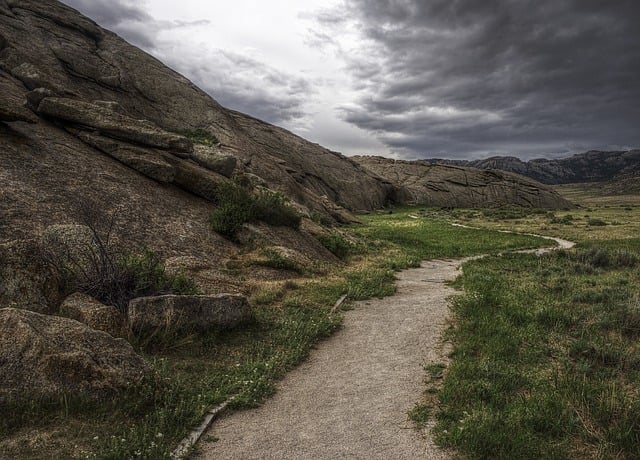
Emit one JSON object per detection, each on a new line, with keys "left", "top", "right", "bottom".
{"left": 59, "top": 292, "right": 125, "bottom": 338}
{"left": 11, "top": 62, "right": 69, "bottom": 94}
{"left": 0, "top": 73, "right": 38, "bottom": 123}
{"left": 37, "top": 97, "right": 193, "bottom": 152}
{"left": 25, "top": 87, "right": 55, "bottom": 111}
{"left": 128, "top": 294, "right": 251, "bottom": 335}
{"left": 0, "top": 307, "right": 149, "bottom": 401}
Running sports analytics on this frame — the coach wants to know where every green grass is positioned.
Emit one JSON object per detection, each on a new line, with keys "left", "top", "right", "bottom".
{"left": 352, "top": 208, "right": 549, "bottom": 264}
{"left": 430, "top": 247, "right": 640, "bottom": 459}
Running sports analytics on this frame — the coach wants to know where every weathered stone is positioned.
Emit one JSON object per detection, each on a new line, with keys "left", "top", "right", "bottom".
{"left": 0, "top": 73, "right": 38, "bottom": 123}
{"left": 37, "top": 97, "right": 193, "bottom": 152}
{"left": 60, "top": 292, "right": 125, "bottom": 338}
{"left": 352, "top": 156, "right": 574, "bottom": 209}
{"left": 50, "top": 42, "right": 121, "bottom": 88}
{"left": 0, "top": 307, "right": 149, "bottom": 401}
{"left": 128, "top": 294, "right": 252, "bottom": 334}
{"left": 11, "top": 62, "right": 68, "bottom": 93}
{"left": 76, "top": 131, "right": 176, "bottom": 183}
{"left": 25, "top": 87, "right": 55, "bottom": 111}
{"left": 166, "top": 156, "right": 227, "bottom": 202}
{"left": 40, "top": 224, "right": 98, "bottom": 274}
{"left": 190, "top": 145, "right": 237, "bottom": 178}
{"left": 0, "top": 239, "right": 60, "bottom": 314}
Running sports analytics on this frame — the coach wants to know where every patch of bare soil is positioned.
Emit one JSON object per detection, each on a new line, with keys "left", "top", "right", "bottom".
{"left": 196, "top": 259, "right": 464, "bottom": 459}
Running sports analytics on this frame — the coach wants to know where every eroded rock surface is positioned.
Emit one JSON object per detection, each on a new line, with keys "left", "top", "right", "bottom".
{"left": 60, "top": 292, "right": 125, "bottom": 338}
{"left": 353, "top": 156, "right": 574, "bottom": 209}
{"left": 0, "top": 307, "right": 149, "bottom": 401}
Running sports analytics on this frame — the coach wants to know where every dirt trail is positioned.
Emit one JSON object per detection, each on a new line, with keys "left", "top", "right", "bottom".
{"left": 196, "top": 259, "right": 463, "bottom": 460}
{"left": 195, "top": 235, "right": 574, "bottom": 460}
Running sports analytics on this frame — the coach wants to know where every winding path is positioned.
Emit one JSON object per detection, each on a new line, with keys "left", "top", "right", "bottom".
{"left": 194, "top": 234, "right": 574, "bottom": 460}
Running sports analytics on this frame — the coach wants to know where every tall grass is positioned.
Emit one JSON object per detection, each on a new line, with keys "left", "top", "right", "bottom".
{"left": 431, "top": 246, "right": 640, "bottom": 458}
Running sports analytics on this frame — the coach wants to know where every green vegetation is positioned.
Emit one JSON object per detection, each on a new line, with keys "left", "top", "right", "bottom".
{"left": 429, "top": 246, "right": 640, "bottom": 458}
{"left": 210, "top": 182, "right": 301, "bottom": 240}
{"left": 178, "top": 128, "right": 219, "bottom": 146}
{"left": 47, "top": 240, "right": 199, "bottom": 314}
{"left": 317, "top": 231, "right": 359, "bottom": 259}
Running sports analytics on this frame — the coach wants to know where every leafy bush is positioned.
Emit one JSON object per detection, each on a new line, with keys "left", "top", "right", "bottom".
{"left": 253, "top": 190, "right": 301, "bottom": 229}
{"left": 209, "top": 182, "right": 256, "bottom": 240}
{"left": 588, "top": 218, "right": 607, "bottom": 226}
{"left": 209, "top": 182, "right": 301, "bottom": 240}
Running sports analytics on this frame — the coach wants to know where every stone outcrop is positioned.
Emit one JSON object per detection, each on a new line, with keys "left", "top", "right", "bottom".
{"left": 37, "top": 97, "right": 193, "bottom": 152}
{"left": 60, "top": 292, "right": 125, "bottom": 338}
{"left": 128, "top": 294, "right": 252, "bottom": 335}
{"left": 352, "top": 156, "right": 574, "bottom": 209}
{"left": 0, "top": 307, "right": 149, "bottom": 400}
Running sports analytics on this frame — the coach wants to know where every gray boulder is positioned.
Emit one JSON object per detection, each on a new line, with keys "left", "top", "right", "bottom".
{"left": 60, "top": 292, "right": 125, "bottom": 338}
{"left": 0, "top": 307, "right": 149, "bottom": 401}
{"left": 128, "top": 294, "right": 251, "bottom": 335}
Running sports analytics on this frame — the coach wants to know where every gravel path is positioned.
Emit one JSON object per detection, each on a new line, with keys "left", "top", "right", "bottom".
{"left": 196, "top": 259, "right": 464, "bottom": 460}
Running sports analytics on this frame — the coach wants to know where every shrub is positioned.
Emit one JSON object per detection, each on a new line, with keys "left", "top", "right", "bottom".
{"left": 209, "top": 182, "right": 301, "bottom": 240}
{"left": 253, "top": 190, "right": 301, "bottom": 229}
{"left": 588, "top": 218, "right": 607, "bottom": 226}
{"left": 317, "top": 232, "right": 356, "bottom": 259}
{"left": 209, "top": 182, "right": 256, "bottom": 240}
{"left": 178, "top": 128, "right": 219, "bottom": 146}
{"left": 43, "top": 201, "right": 199, "bottom": 314}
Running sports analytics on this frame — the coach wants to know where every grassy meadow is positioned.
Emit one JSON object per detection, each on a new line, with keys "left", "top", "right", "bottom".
{"left": 409, "top": 186, "right": 640, "bottom": 459}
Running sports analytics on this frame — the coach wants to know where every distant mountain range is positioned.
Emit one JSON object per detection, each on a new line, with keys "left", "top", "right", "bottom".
{"left": 424, "top": 150, "right": 640, "bottom": 185}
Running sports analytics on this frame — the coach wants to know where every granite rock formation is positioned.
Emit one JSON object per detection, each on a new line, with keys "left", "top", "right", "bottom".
{"left": 352, "top": 156, "right": 574, "bottom": 209}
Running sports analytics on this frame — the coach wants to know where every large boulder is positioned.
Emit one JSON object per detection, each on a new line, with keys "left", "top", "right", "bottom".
{"left": 59, "top": 292, "right": 125, "bottom": 338}
{"left": 128, "top": 294, "right": 251, "bottom": 335}
{"left": 0, "top": 308, "right": 149, "bottom": 401}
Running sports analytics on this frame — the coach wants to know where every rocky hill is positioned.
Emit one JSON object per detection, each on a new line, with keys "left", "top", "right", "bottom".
{"left": 426, "top": 150, "right": 640, "bottom": 185}
{"left": 0, "top": 0, "right": 575, "bottom": 298}
{"left": 352, "top": 156, "right": 574, "bottom": 209}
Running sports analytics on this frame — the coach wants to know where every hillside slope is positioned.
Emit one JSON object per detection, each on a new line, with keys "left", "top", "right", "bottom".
{"left": 0, "top": 0, "right": 395, "bottom": 248}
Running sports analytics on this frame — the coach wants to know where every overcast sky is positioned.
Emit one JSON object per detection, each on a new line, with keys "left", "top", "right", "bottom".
{"left": 61, "top": 0, "right": 640, "bottom": 160}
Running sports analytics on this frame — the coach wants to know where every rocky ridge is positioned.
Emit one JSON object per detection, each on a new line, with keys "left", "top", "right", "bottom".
{"left": 426, "top": 150, "right": 640, "bottom": 185}
{"left": 352, "top": 156, "right": 574, "bottom": 209}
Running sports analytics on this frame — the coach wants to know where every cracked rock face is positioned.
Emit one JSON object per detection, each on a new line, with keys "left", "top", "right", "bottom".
{"left": 352, "top": 156, "right": 574, "bottom": 209}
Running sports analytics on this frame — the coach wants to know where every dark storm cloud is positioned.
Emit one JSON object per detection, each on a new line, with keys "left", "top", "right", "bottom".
{"left": 321, "top": 0, "right": 640, "bottom": 159}
{"left": 160, "top": 50, "right": 314, "bottom": 124}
